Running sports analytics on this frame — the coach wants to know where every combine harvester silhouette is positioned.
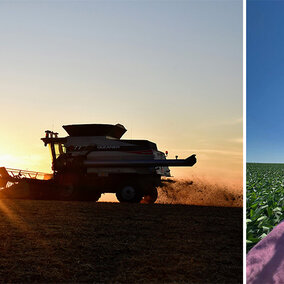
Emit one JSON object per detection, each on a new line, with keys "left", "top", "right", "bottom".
{"left": 0, "top": 123, "right": 196, "bottom": 203}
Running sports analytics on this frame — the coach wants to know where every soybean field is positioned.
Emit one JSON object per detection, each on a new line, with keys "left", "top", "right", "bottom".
{"left": 247, "top": 163, "right": 284, "bottom": 251}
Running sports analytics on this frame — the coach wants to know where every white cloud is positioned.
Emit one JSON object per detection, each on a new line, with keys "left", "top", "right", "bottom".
{"left": 227, "top": 137, "right": 243, "bottom": 144}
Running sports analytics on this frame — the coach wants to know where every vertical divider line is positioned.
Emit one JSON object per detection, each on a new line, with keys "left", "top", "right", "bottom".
{"left": 243, "top": 0, "right": 247, "bottom": 282}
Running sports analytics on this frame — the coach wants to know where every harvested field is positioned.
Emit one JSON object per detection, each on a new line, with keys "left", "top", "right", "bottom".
{"left": 0, "top": 199, "right": 242, "bottom": 283}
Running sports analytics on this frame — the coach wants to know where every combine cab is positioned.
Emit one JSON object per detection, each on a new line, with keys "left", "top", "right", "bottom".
{"left": 0, "top": 123, "right": 196, "bottom": 203}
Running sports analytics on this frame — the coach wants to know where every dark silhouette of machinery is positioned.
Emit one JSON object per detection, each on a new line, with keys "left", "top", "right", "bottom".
{"left": 0, "top": 123, "right": 196, "bottom": 203}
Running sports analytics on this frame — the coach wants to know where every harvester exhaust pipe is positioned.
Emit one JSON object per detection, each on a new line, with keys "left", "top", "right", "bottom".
{"left": 83, "top": 154, "right": 196, "bottom": 168}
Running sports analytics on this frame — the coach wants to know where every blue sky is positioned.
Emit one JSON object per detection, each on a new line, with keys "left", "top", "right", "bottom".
{"left": 247, "top": 0, "right": 284, "bottom": 162}
{"left": 0, "top": 1, "right": 242, "bottom": 182}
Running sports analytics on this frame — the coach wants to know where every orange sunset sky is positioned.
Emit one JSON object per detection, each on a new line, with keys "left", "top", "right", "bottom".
{"left": 0, "top": 1, "right": 242, "bottom": 186}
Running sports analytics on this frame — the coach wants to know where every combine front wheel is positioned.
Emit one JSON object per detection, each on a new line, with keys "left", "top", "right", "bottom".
{"left": 84, "top": 191, "right": 101, "bottom": 202}
{"left": 59, "top": 185, "right": 75, "bottom": 200}
{"left": 116, "top": 185, "right": 143, "bottom": 203}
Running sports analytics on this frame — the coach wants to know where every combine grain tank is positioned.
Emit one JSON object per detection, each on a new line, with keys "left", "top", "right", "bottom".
{"left": 41, "top": 123, "right": 196, "bottom": 203}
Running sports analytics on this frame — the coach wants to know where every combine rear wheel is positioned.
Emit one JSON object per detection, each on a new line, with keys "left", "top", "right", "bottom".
{"left": 116, "top": 185, "right": 143, "bottom": 203}
{"left": 142, "top": 187, "right": 158, "bottom": 204}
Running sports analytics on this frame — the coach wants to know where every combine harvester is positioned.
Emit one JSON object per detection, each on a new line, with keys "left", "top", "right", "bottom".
{"left": 0, "top": 123, "right": 196, "bottom": 203}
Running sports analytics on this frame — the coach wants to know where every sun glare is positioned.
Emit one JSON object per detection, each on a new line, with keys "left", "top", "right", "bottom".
{"left": 0, "top": 154, "right": 20, "bottom": 169}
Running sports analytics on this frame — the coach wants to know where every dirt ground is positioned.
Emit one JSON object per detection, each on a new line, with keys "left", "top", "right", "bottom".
{"left": 0, "top": 200, "right": 242, "bottom": 283}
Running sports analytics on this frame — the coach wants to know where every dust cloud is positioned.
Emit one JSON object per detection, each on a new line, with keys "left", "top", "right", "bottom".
{"left": 157, "top": 178, "right": 243, "bottom": 207}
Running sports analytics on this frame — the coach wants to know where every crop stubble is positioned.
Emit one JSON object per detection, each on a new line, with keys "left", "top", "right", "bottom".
{"left": 0, "top": 199, "right": 242, "bottom": 283}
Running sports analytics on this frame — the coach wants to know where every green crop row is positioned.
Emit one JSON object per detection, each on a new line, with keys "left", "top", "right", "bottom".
{"left": 247, "top": 163, "right": 284, "bottom": 251}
